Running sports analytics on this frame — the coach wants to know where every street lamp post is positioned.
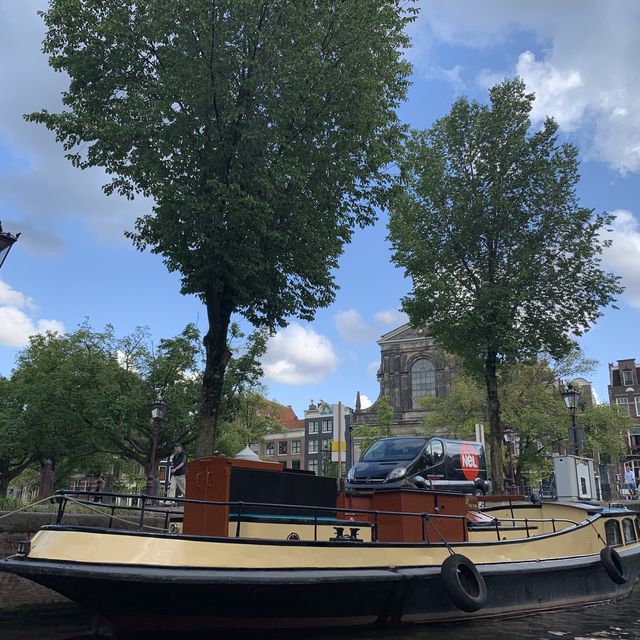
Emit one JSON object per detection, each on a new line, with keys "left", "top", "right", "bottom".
{"left": 0, "top": 222, "right": 20, "bottom": 270}
{"left": 503, "top": 428, "right": 517, "bottom": 494}
{"left": 561, "top": 384, "right": 582, "bottom": 456}
{"left": 147, "top": 396, "right": 167, "bottom": 500}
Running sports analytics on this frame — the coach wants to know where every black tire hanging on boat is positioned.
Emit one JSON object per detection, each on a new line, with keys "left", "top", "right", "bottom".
{"left": 600, "top": 547, "right": 627, "bottom": 585}
{"left": 441, "top": 554, "right": 487, "bottom": 612}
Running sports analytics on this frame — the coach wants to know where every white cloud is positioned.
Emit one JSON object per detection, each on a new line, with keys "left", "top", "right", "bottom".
{"left": 359, "top": 394, "right": 373, "bottom": 410}
{"left": 0, "top": 2, "right": 149, "bottom": 252}
{"left": 0, "top": 280, "right": 64, "bottom": 347}
{"left": 426, "top": 64, "right": 465, "bottom": 93}
{"left": 334, "top": 309, "right": 378, "bottom": 343}
{"left": 413, "top": 0, "right": 640, "bottom": 173}
{"left": 373, "top": 309, "right": 408, "bottom": 327}
{"left": 262, "top": 323, "right": 339, "bottom": 385}
{"left": 514, "top": 52, "right": 585, "bottom": 131}
{"left": 602, "top": 210, "right": 640, "bottom": 308}
{"left": 367, "top": 361, "right": 380, "bottom": 378}
{"left": 0, "top": 280, "right": 35, "bottom": 310}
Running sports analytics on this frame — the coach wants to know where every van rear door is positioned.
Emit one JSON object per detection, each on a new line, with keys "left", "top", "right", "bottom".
{"left": 449, "top": 441, "right": 484, "bottom": 492}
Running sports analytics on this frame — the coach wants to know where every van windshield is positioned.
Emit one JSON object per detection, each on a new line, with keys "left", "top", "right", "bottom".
{"left": 362, "top": 438, "right": 428, "bottom": 463}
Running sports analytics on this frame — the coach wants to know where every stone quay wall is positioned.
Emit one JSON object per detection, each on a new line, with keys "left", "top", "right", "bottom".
{"left": 0, "top": 511, "right": 162, "bottom": 610}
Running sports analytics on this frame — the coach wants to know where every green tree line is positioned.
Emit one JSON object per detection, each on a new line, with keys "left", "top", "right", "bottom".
{"left": 0, "top": 321, "right": 268, "bottom": 496}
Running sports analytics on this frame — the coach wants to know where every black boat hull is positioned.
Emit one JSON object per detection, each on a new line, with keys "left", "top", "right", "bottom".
{"left": 3, "top": 547, "right": 640, "bottom": 636}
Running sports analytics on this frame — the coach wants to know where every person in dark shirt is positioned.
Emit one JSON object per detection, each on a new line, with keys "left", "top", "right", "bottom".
{"left": 168, "top": 443, "right": 187, "bottom": 500}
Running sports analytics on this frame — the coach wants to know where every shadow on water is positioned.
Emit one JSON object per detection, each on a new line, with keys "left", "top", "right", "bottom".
{"left": 4, "top": 592, "right": 640, "bottom": 640}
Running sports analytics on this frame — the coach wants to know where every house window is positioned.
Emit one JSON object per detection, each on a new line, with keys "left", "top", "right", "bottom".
{"left": 291, "top": 459, "right": 301, "bottom": 470}
{"left": 308, "top": 421, "right": 318, "bottom": 434}
{"left": 411, "top": 358, "right": 436, "bottom": 409}
{"left": 279, "top": 441, "right": 288, "bottom": 455}
{"left": 616, "top": 397, "right": 630, "bottom": 417}
{"left": 322, "top": 438, "right": 331, "bottom": 452}
{"left": 322, "top": 419, "right": 332, "bottom": 433}
{"left": 308, "top": 459, "right": 318, "bottom": 474}
{"left": 624, "top": 369, "right": 634, "bottom": 386}
{"left": 265, "top": 442, "right": 274, "bottom": 457}
{"left": 292, "top": 440, "right": 301, "bottom": 454}
{"left": 308, "top": 440, "right": 319, "bottom": 454}
{"left": 635, "top": 397, "right": 640, "bottom": 417}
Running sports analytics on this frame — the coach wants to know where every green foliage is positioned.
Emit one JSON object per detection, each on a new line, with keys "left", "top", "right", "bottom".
{"left": 579, "top": 405, "right": 629, "bottom": 463}
{"left": 421, "top": 352, "right": 628, "bottom": 488}
{"left": 0, "top": 320, "right": 265, "bottom": 495}
{"left": 216, "top": 389, "right": 283, "bottom": 457}
{"left": 422, "top": 376, "right": 485, "bottom": 440}
{"left": 389, "top": 78, "right": 622, "bottom": 491}
{"left": 31, "top": 0, "right": 417, "bottom": 454}
{"left": 353, "top": 396, "right": 394, "bottom": 455}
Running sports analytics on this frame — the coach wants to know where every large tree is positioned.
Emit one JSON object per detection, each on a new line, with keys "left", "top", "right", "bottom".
{"left": 389, "top": 79, "right": 622, "bottom": 492}
{"left": 31, "top": 0, "right": 416, "bottom": 455}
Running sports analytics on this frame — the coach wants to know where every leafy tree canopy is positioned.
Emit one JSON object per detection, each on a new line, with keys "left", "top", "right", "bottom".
{"left": 0, "top": 320, "right": 267, "bottom": 495}
{"left": 31, "top": 0, "right": 417, "bottom": 455}
{"left": 389, "top": 78, "right": 622, "bottom": 491}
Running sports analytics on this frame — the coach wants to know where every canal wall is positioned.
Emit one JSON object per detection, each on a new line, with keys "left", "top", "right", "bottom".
{"left": 0, "top": 511, "right": 162, "bottom": 610}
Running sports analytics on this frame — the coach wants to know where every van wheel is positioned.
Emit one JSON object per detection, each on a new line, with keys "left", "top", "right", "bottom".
{"left": 600, "top": 547, "right": 627, "bottom": 584}
{"left": 473, "top": 488, "right": 485, "bottom": 496}
{"left": 441, "top": 554, "right": 487, "bottom": 612}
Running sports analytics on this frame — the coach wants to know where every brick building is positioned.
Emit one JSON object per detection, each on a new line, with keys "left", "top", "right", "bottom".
{"left": 608, "top": 359, "right": 640, "bottom": 478}
{"left": 255, "top": 402, "right": 306, "bottom": 470}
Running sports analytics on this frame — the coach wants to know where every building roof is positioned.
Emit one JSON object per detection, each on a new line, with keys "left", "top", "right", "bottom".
{"left": 260, "top": 400, "right": 305, "bottom": 430}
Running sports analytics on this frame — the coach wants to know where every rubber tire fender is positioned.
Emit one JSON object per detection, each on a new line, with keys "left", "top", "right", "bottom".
{"left": 441, "top": 553, "right": 487, "bottom": 612}
{"left": 600, "top": 547, "right": 627, "bottom": 585}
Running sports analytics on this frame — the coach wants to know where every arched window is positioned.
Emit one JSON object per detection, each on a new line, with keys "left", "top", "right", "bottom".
{"left": 411, "top": 359, "right": 436, "bottom": 409}
{"left": 605, "top": 520, "right": 622, "bottom": 547}
{"left": 623, "top": 518, "right": 637, "bottom": 544}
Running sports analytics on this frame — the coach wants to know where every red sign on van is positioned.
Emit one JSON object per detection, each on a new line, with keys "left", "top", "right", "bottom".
{"left": 460, "top": 443, "right": 479, "bottom": 481}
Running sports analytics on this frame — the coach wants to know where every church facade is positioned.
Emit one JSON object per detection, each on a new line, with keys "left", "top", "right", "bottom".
{"left": 352, "top": 323, "right": 456, "bottom": 436}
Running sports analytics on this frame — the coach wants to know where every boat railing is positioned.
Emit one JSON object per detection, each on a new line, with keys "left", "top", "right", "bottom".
{"left": 51, "top": 490, "right": 469, "bottom": 544}
{"left": 50, "top": 491, "right": 583, "bottom": 544}
{"left": 476, "top": 516, "right": 581, "bottom": 540}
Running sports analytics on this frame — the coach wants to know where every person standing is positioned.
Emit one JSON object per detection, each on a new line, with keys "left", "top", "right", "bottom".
{"left": 168, "top": 443, "right": 187, "bottom": 500}
{"left": 624, "top": 466, "right": 636, "bottom": 500}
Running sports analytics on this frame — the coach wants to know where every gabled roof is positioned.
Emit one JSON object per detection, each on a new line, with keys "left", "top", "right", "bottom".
{"left": 261, "top": 400, "right": 305, "bottom": 430}
{"left": 378, "top": 322, "right": 430, "bottom": 345}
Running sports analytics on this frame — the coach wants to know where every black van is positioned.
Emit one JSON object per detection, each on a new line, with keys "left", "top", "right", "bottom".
{"left": 345, "top": 436, "right": 490, "bottom": 495}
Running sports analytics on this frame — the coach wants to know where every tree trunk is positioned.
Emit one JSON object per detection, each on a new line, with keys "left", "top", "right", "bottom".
{"left": 485, "top": 350, "right": 505, "bottom": 494}
{"left": 0, "top": 473, "right": 9, "bottom": 498}
{"left": 195, "top": 293, "right": 233, "bottom": 457}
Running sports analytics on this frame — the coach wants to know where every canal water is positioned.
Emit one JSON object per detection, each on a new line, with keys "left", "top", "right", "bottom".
{"left": 4, "top": 593, "right": 640, "bottom": 640}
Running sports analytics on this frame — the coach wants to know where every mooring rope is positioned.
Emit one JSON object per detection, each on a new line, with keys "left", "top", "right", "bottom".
{"left": 63, "top": 495, "right": 170, "bottom": 532}
{"left": 0, "top": 495, "right": 57, "bottom": 520}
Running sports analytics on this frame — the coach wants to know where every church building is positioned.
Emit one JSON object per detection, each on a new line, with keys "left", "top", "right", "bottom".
{"left": 351, "top": 323, "right": 456, "bottom": 437}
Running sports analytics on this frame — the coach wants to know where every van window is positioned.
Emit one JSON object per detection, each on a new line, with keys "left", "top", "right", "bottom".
{"left": 425, "top": 440, "right": 444, "bottom": 466}
{"left": 362, "top": 438, "right": 427, "bottom": 462}
{"left": 431, "top": 440, "right": 444, "bottom": 463}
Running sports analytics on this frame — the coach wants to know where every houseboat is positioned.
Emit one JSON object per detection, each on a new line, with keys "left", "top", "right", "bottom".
{"left": 1, "top": 455, "right": 639, "bottom": 638}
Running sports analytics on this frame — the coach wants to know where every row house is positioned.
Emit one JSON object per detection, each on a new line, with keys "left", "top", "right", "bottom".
{"left": 608, "top": 359, "right": 640, "bottom": 480}
{"left": 254, "top": 402, "right": 306, "bottom": 470}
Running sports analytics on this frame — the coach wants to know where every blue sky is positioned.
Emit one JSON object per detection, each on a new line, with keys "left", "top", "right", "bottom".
{"left": 1, "top": 1, "right": 639, "bottom": 417}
